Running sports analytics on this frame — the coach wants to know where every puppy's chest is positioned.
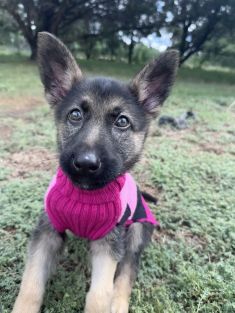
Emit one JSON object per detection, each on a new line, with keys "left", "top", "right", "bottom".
{"left": 45, "top": 169, "right": 157, "bottom": 240}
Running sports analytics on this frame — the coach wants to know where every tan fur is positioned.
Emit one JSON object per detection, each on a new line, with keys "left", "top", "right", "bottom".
{"left": 111, "top": 263, "right": 132, "bottom": 313}
{"left": 85, "top": 250, "right": 118, "bottom": 313}
{"left": 12, "top": 249, "right": 47, "bottom": 313}
{"left": 105, "top": 97, "right": 125, "bottom": 110}
{"left": 132, "top": 132, "right": 145, "bottom": 156}
{"left": 81, "top": 95, "right": 93, "bottom": 104}
{"left": 111, "top": 224, "right": 144, "bottom": 313}
{"left": 12, "top": 229, "right": 63, "bottom": 313}
{"left": 57, "top": 122, "right": 77, "bottom": 149}
{"left": 85, "top": 125, "right": 100, "bottom": 146}
{"left": 86, "top": 93, "right": 129, "bottom": 117}
{"left": 128, "top": 223, "right": 144, "bottom": 252}
{"left": 131, "top": 66, "right": 149, "bottom": 102}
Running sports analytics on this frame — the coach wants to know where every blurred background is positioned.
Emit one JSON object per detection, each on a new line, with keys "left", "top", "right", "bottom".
{"left": 1, "top": 1, "right": 235, "bottom": 313}
{"left": 0, "top": 0, "right": 235, "bottom": 67}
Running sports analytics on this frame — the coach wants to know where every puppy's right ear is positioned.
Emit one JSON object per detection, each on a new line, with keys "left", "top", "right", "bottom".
{"left": 37, "top": 32, "right": 82, "bottom": 106}
{"left": 131, "top": 50, "right": 179, "bottom": 116}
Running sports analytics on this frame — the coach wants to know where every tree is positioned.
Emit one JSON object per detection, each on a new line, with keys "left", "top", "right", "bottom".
{"left": 117, "top": 0, "right": 164, "bottom": 63}
{"left": 62, "top": 0, "right": 165, "bottom": 64}
{"left": 0, "top": 9, "right": 16, "bottom": 45}
{"left": 164, "top": 0, "right": 235, "bottom": 65}
{"left": 199, "top": 27, "right": 235, "bottom": 68}
{"left": 2, "top": 0, "right": 233, "bottom": 65}
{"left": 0, "top": 0, "right": 100, "bottom": 59}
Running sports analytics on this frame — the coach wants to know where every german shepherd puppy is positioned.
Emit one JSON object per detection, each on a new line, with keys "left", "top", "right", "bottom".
{"left": 12, "top": 32, "right": 179, "bottom": 313}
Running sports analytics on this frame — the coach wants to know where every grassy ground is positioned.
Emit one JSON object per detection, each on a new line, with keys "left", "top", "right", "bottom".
{"left": 0, "top": 56, "right": 235, "bottom": 313}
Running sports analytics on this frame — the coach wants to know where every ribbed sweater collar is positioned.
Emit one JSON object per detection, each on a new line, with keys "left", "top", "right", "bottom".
{"left": 56, "top": 168, "right": 126, "bottom": 204}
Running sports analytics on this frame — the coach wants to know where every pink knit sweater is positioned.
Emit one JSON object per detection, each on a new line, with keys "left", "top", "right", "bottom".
{"left": 44, "top": 168, "right": 158, "bottom": 240}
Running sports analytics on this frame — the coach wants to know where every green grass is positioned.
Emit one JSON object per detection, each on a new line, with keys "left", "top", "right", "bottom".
{"left": 0, "top": 57, "right": 235, "bottom": 313}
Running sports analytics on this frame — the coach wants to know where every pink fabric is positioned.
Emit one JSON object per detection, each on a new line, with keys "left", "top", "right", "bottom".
{"left": 119, "top": 173, "right": 137, "bottom": 222}
{"left": 45, "top": 168, "right": 158, "bottom": 240}
{"left": 126, "top": 196, "right": 157, "bottom": 225}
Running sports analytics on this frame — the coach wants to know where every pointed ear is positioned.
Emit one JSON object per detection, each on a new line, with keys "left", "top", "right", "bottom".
{"left": 37, "top": 32, "right": 82, "bottom": 106}
{"left": 131, "top": 50, "right": 179, "bottom": 115}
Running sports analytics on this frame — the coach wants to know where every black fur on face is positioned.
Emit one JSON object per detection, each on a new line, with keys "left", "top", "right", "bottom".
{"left": 55, "top": 78, "right": 148, "bottom": 189}
{"left": 37, "top": 32, "right": 179, "bottom": 189}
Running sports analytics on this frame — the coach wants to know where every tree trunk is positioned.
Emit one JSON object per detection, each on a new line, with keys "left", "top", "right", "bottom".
{"left": 128, "top": 37, "right": 135, "bottom": 64}
{"left": 84, "top": 40, "right": 94, "bottom": 60}
{"left": 30, "top": 39, "right": 37, "bottom": 60}
{"left": 86, "top": 51, "right": 91, "bottom": 60}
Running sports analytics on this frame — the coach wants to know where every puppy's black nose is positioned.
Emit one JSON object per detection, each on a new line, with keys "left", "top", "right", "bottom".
{"left": 73, "top": 152, "right": 101, "bottom": 173}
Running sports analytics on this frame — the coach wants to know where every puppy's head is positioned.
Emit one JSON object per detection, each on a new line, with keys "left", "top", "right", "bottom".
{"left": 37, "top": 32, "right": 179, "bottom": 189}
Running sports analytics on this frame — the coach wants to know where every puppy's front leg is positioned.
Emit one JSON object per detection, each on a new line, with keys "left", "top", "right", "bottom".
{"left": 111, "top": 223, "right": 154, "bottom": 313}
{"left": 85, "top": 227, "right": 124, "bottom": 313}
{"left": 12, "top": 213, "right": 65, "bottom": 313}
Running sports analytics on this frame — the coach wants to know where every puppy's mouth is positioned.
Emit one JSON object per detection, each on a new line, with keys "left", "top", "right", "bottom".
{"left": 62, "top": 166, "right": 120, "bottom": 190}
{"left": 72, "top": 178, "right": 112, "bottom": 190}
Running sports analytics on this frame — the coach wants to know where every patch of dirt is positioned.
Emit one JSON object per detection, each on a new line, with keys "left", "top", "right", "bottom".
{"left": 153, "top": 228, "right": 207, "bottom": 250}
{"left": 0, "top": 125, "right": 13, "bottom": 140}
{"left": 154, "top": 125, "right": 235, "bottom": 156}
{"left": 163, "top": 128, "right": 195, "bottom": 140}
{"left": 2, "top": 148, "right": 57, "bottom": 179}
{"left": 141, "top": 184, "right": 162, "bottom": 199}
{"left": 175, "top": 229, "right": 207, "bottom": 249}
{"left": 2, "top": 226, "right": 17, "bottom": 235}
{"left": 153, "top": 228, "right": 175, "bottom": 243}
{"left": 197, "top": 143, "right": 225, "bottom": 155}
{"left": 149, "top": 123, "right": 197, "bottom": 140}
{"left": 189, "top": 127, "right": 235, "bottom": 155}
{"left": 0, "top": 96, "right": 44, "bottom": 116}
{"left": 188, "top": 141, "right": 235, "bottom": 156}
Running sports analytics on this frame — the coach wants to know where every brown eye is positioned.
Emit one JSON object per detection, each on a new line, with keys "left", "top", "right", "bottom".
{"left": 115, "top": 115, "right": 130, "bottom": 129}
{"left": 68, "top": 109, "right": 82, "bottom": 122}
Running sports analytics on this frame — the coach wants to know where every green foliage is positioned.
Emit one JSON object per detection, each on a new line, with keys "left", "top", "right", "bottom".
{"left": 0, "top": 59, "right": 235, "bottom": 312}
{"left": 0, "top": 0, "right": 235, "bottom": 64}
{"left": 164, "top": 0, "right": 235, "bottom": 64}
{"left": 200, "top": 36, "right": 235, "bottom": 69}
{"left": 132, "top": 43, "right": 159, "bottom": 64}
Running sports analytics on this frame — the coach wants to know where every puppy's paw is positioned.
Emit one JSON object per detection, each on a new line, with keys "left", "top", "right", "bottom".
{"left": 111, "top": 295, "right": 129, "bottom": 313}
{"left": 84, "top": 290, "right": 112, "bottom": 313}
{"left": 11, "top": 298, "right": 41, "bottom": 313}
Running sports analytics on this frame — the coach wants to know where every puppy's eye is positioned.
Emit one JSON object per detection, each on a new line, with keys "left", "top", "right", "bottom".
{"left": 115, "top": 115, "right": 130, "bottom": 129}
{"left": 68, "top": 109, "right": 82, "bottom": 122}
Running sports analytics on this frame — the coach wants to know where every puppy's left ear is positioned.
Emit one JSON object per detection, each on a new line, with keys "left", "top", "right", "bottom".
{"left": 131, "top": 50, "right": 179, "bottom": 116}
{"left": 37, "top": 32, "right": 82, "bottom": 106}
